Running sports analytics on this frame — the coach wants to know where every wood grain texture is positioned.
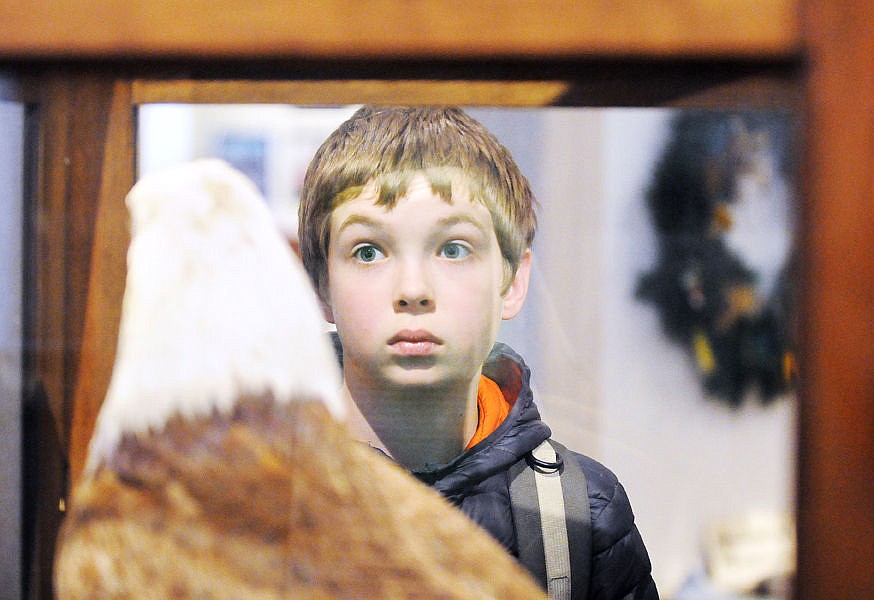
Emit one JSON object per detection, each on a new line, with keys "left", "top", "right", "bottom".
{"left": 131, "top": 79, "right": 572, "bottom": 106}
{"left": 130, "top": 75, "right": 802, "bottom": 110}
{"left": 67, "top": 78, "right": 135, "bottom": 490}
{"left": 0, "top": 0, "right": 800, "bottom": 60}
{"left": 796, "top": 1, "right": 874, "bottom": 598}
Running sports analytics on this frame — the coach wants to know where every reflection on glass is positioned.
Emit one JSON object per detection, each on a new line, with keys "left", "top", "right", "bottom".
{"left": 139, "top": 105, "right": 798, "bottom": 598}
{"left": 0, "top": 100, "right": 24, "bottom": 599}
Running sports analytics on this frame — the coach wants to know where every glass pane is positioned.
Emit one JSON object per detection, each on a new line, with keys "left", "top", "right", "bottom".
{"left": 138, "top": 104, "right": 799, "bottom": 598}
{"left": 0, "top": 99, "right": 25, "bottom": 599}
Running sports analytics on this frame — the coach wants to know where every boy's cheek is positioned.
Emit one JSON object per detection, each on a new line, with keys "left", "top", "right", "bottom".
{"left": 328, "top": 287, "right": 381, "bottom": 328}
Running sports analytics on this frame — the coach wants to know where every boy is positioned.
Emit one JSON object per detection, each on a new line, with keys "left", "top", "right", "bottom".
{"left": 298, "top": 106, "right": 658, "bottom": 599}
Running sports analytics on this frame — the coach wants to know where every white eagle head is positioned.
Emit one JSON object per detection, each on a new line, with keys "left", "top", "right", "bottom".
{"left": 86, "top": 159, "right": 343, "bottom": 470}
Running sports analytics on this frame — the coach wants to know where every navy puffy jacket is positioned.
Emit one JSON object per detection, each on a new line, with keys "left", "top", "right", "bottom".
{"left": 412, "top": 344, "right": 659, "bottom": 600}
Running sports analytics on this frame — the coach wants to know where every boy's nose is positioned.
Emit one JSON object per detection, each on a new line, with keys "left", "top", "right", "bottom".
{"left": 394, "top": 262, "right": 434, "bottom": 313}
{"left": 397, "top": 297, "right": 430, "bottom": 309}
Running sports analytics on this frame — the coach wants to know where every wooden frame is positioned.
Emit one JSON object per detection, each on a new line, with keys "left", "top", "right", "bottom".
{"left": 5, "top": 1, "right": 873, "bottom": 599}
{"left": 0, "top": 1, "right": 799, "bottom": 59}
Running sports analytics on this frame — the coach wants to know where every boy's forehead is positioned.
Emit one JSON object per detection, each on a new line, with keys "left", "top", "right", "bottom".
{"left": 331, "top": 173, "right": 493, "bottom": 230}
{"left": 340, "top": 171, "right": 473, "bottom": 209}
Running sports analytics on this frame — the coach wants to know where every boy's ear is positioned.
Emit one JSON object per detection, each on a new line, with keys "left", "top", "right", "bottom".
{"left": 501, "top": 249, "right": 532, "bottom": 320}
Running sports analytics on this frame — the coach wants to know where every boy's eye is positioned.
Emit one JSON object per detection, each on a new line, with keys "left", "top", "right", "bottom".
{"left": 439, "top": 242, "right": 471, "bottom": 260}
{"left": 352, "top": 244, "right": 385, "bottom": 263}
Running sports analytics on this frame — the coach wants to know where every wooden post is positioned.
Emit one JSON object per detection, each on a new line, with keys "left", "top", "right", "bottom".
{"left": 797, "top": 1, "right": 874, "bottom": 598}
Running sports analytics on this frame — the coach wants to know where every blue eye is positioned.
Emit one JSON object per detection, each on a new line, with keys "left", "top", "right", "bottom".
{"left": 353, "top": 244, "right": 385, "bottom": 263}
{"left": 440, "top": 242, "right": 471, "bottom": 260}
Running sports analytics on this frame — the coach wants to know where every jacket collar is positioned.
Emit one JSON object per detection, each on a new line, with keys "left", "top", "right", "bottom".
{"left": 413, "top": 342, "right": 551, "bottom": 495}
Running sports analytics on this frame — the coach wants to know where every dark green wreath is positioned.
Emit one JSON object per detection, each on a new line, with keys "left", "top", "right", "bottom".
{"left": 636, "top": 111, "right": 799, "bottom": 407}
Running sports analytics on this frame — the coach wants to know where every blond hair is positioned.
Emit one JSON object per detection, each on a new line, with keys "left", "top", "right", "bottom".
{"left": 298, "top": 106, "right": 537, "bottom": 298}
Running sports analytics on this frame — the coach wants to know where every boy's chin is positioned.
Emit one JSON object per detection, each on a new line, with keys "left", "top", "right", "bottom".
{"left": 381, "top": 363, "right": 469, "bottom": 392}
{"left": 391, "top": 355, "right": 439, "bottom": 370}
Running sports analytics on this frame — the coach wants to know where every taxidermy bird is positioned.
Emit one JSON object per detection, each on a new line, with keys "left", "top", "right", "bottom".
{"left": 54, "top": 159, "right": 545, "bottom": 599}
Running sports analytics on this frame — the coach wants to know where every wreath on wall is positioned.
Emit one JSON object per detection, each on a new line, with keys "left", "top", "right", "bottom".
{"left": 636, "top": 111, "right": 799, "bottom": 408}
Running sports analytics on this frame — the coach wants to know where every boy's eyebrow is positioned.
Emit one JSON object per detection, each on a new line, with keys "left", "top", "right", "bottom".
{"left": 336, "top": 213, "right": 491, "bottom": 235}
{"left": 435, "top": 214, "right": 492, "bottom": 233}
{"left": 336, "top": 214, "right": 384, "bottom": 235}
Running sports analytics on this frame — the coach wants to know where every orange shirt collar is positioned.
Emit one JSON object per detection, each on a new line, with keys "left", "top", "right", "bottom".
{"left": 466, "top": 375, "right": 511, "bottom": 450}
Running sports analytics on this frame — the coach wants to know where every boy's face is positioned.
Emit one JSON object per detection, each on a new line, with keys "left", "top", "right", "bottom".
{"left": 323, "top": 173, "right": 530, "bottom": 394}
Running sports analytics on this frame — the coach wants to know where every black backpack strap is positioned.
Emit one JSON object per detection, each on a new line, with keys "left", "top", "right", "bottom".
{"left": 509, "top": 439, "right": 591, "bottom": 600}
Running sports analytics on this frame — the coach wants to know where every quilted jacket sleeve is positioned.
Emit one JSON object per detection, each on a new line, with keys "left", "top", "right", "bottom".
{"left": 575, "top": 453, "right": 659, "bottom": 600}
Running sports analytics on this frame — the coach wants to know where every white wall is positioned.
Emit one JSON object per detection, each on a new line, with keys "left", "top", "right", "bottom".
{"left": 600, "top": 110, "right": 796, "bottom": 597}
{"left": 138, "top": 104, "right": 359, "bottom": 238}
{"left": 494, "top": 109, "right": 796, "bottom": 597}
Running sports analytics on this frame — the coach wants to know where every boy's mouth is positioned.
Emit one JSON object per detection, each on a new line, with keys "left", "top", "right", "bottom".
{"left": 388, "top": 330, "right": 442, "bottom": 356}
